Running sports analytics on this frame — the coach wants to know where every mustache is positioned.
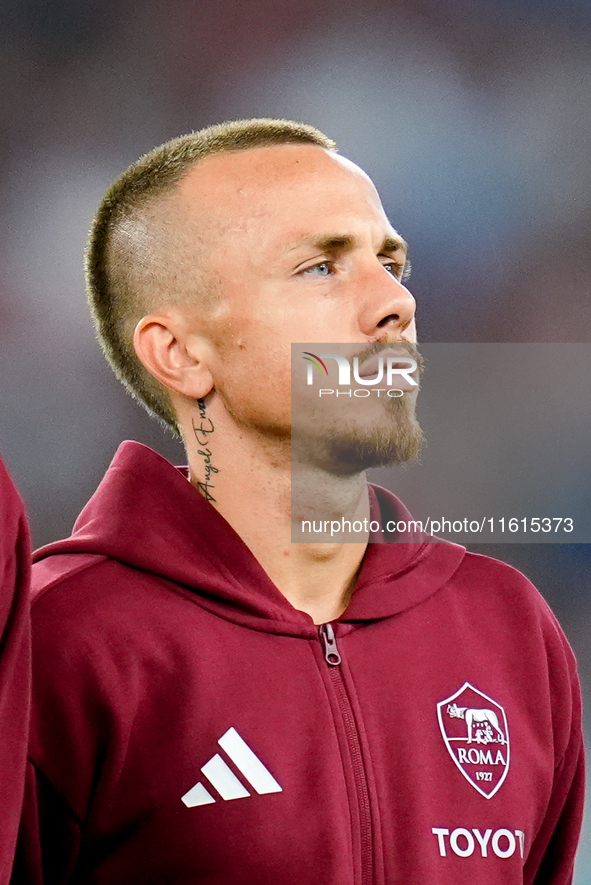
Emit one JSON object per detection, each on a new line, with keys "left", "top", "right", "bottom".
{"left": 351, "top": 341, "right": 425, "bottom": 379}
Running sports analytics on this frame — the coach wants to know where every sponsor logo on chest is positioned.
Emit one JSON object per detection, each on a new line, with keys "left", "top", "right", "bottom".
{"left": 437, "top": 682, "right": 509, "bottom": 798}
{"left": 431, "top": 826, "right": 525, "bottom": 859}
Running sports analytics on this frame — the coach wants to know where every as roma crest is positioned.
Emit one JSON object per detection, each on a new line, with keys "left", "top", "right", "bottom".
{"left": 437, "top": 683, "right": 510, "bottom": 799}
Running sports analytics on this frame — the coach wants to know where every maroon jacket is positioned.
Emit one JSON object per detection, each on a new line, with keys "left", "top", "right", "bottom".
{"left": 15, "top": 442, "right": 584, "bottom": 884}
{"left": 0, "top": 458, "right": 31, "bottom": 884}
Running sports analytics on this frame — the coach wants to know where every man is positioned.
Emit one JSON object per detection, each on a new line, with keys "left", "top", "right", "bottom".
{"left": 0, "top": 457, "right": 30, "bottom": 884}
{"left": 15, "top": 119, "right": 583, "bottom": 883}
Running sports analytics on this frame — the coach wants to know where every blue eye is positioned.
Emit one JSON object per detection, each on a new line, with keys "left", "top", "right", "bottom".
{"left": 303, "top": 261, "right": 332, "bottom": 277}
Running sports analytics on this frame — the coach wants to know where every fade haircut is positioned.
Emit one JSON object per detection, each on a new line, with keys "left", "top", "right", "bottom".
{"left": 86, "top": 118, "right": 337, "bottom": 435}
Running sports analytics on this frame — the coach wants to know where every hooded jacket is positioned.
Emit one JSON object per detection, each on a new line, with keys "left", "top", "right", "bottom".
{"left": 0, "top": 457, "right": 31, "bottom": 885}
{"left": 15, "top": 442, "right": 583, "bottom": 884}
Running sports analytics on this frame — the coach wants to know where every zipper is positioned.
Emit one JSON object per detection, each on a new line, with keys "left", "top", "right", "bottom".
{"left": 320, "top": 621, "right": 342, "bottom": 665}
{"left": 319, "top": 623, "right": 373, "bottom": 885}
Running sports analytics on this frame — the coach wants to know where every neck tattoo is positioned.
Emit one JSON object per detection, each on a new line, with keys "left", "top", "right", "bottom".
{"left": 192, "top": 399, "right": 218, "bottom": 502}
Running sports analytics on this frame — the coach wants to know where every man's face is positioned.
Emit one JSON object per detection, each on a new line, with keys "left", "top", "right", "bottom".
{"left": 174, "top": 144, "right": 421, "bottom": 467}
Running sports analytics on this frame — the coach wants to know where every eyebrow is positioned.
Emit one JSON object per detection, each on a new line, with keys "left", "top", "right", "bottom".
{"left": 381, "top": 235, "right": 409, "bottom": 256}
{"left": 289, "top": 233, "right": 409, "bottom": 256}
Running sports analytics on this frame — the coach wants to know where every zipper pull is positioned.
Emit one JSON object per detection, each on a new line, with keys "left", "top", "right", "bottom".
{"left": 320, "top": 622, "right": 342, "bottom": 666}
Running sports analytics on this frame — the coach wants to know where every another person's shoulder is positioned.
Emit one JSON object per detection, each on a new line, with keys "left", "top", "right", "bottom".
{"left": 0, "top": 456, "right": 28, "bottom": 552}
{"left": 0, "top": 454, "right": 31, "bottom": 629}
{"left": 0, "top": 456, "right": 31, "bottom": 882}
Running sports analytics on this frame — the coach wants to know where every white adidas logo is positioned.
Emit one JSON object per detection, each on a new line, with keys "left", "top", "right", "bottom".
{"left": 182, "top": 727, "right": 283, "bottom": 807}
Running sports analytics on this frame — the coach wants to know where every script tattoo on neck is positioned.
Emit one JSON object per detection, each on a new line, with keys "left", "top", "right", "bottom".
{"left": 192, "top": 399, "right": 218, "bottom": 502}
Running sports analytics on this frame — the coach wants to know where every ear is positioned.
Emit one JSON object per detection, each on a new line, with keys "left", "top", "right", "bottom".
{"left": 133, "top": 312, "right": 214, "bottom": 400}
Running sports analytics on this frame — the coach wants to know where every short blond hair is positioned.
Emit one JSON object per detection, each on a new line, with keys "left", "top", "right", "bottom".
{"left": 85, "top": 118, "right": 337, "bottom": 434}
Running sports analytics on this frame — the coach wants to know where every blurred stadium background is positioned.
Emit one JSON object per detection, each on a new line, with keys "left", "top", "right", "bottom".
{"left": 0, "top": 0, "right": 589, "bottom": 876}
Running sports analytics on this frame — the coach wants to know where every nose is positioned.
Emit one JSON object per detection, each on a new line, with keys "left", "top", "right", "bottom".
{"left": 357, "top": 267, "right": 416, "bottom": 342}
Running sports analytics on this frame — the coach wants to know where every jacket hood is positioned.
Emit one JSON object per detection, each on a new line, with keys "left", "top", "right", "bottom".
{"left": 34, "top": 442, "right": 466, "bottom": 630}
